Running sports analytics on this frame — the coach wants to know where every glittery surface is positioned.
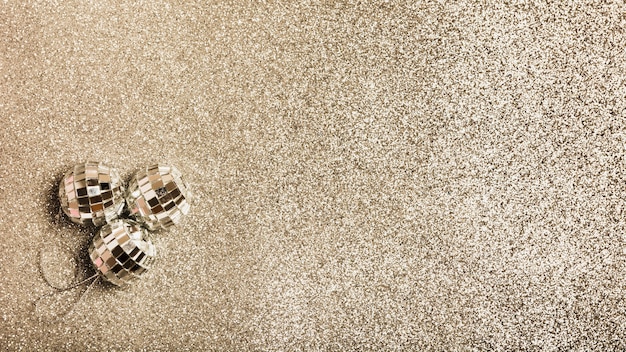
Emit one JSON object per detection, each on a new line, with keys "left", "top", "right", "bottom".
{"left": 2, "top": 1, "right": 626, "bottom": 350}
{"left": 126, "top": 164, "right": 191, "bottom": 231}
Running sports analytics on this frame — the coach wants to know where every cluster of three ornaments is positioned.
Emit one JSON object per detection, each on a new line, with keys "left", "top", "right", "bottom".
{"left": 58, "top": 161, "right": 191, "bottom": 286}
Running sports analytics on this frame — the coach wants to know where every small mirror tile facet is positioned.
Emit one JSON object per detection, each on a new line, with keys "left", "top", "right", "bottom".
{"left": 58, "top": 161, "right": 125, "bottom": 226}
{"left": 89, "top": 219, "right": 155, "bottom": 286}
{"left": 125, "top": 164, "right": 191, "bottom": 231}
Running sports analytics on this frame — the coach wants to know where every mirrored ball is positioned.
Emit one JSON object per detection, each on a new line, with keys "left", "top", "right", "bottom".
{"left": 58, "top": 161, "right": 125, "bottom": 226}
{"left": 125, "top": 164, "right": 191, "bottom": 231}
{"left": 89, "top": 219, "right": 156, "bottom": 286}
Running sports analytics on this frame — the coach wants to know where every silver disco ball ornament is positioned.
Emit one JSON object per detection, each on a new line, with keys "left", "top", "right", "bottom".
{"left": 89, "top": 219, "right": 156, "bottom": 286}
{"left": 125, "top": 164, "right": 191, "bottom": 231}
{"left": 58, "top": 161, "right": 125, "bottom": 226}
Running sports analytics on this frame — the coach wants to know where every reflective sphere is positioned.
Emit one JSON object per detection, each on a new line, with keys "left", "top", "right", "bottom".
{"left": 125, "top": 164, "right": 191, "bottom": 231}
{"left": 58, "top": 161, "right": 125, "bottom": 226}
{"left": 89, "top": 219, "right": 156, "bottom": 286}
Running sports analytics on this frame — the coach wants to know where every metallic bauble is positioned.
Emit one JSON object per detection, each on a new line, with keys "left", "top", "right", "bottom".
{"left": 89, "top": 219, "right": 156, "bottom": 286}
{"left": 58, "top": 161, "right": 125, "bottom": 226}
{"left": 125, "top": 164, "right": 191, "bottom": 231}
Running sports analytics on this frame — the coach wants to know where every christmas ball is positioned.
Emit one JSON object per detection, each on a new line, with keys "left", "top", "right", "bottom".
{"left": 125, "top": 164, "right": 191, "bottom": 231}
{"left": 58, "top": 161, "right": 125, "bottom": 226}
{"left": 89, "top": 219, "right": 156, "bottom": 286}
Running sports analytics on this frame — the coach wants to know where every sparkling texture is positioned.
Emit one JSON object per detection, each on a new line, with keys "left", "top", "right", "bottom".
{"left": 89, "top": 219, "right": 155, "bottom": 287}
{"left": 58, "top": 161, "right": 125, "bottom": 226}
{"left": 125, "top": 164, "right": 191, "bottom": 231}
{"left": 4, "top": 1, "right": 626, "bottom": 351}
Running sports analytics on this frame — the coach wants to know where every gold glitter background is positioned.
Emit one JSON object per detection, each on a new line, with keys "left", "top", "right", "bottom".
{"left": 2, "top": 1, "right": 626, "bottom": 350}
